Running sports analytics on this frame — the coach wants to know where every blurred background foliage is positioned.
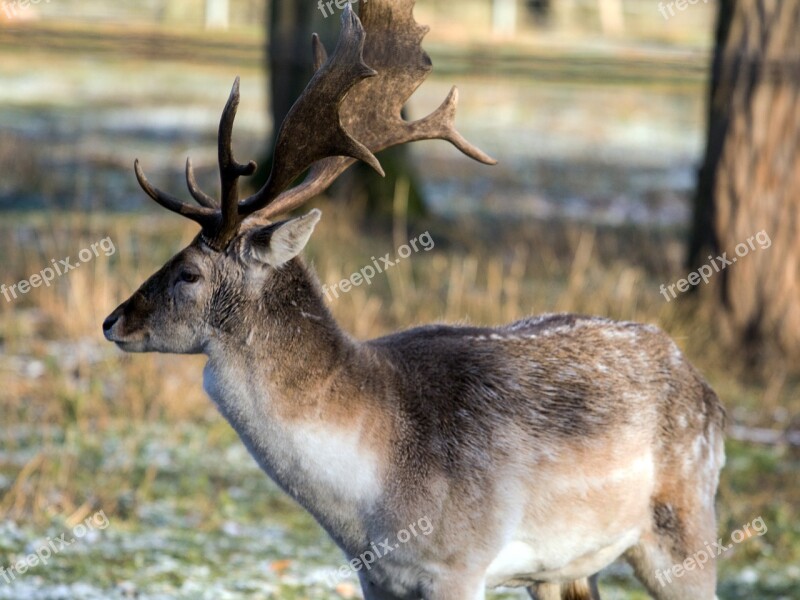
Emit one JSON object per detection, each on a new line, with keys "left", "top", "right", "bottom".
{"left": 0, "top": 0, "right": 798, "bottom": 598}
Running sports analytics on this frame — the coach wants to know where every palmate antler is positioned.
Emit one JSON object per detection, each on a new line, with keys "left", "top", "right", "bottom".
{"left": 134, "top": 3, "right": 496, "bottom": 251}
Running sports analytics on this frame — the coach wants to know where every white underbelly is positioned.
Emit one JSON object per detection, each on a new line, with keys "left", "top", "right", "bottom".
{"left": 485, "top": 449, "right": 655, "bottom": 587}
{"left": 484, "top": 530, "right": 639, "bottom": 587}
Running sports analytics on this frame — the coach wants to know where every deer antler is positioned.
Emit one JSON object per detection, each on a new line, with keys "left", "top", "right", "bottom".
{"left": 134, "top": 2, "right": 495, "bottom": 250}
{"left": 255, "top": 0, "right": 496, "bottom": 221}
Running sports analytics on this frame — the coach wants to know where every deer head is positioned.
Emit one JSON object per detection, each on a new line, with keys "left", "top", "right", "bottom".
{"left": 103, "top": 3, "right": 494, "bottom": 355}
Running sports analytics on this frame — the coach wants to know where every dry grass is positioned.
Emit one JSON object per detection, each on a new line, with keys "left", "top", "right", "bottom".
{"left": 0, "top": 206, "right": 790, "bottom": 405}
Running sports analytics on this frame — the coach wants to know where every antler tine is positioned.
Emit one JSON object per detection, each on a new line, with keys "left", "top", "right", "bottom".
{"left": 394, "top": 86, "right": 497, "bottom": 165}
{"left": 312, "top": 33, "right": 328, "bottom": 72}
{"left": 238, "top": 5, "right": 384, "bottom": 219}
{"left": 134, "top": 159, "right": 218, "bottom": 228}
{"left": 213, "top": 77, "right": 258, "bottom": 247}
{"left": 185, "top": 158, "right": 218, "bottom": 208}
{"left": 135, "top": 78, "right": 258, "bottom": 249}
{"left": 342, "top": 0, "right": 497, "bottom": 165}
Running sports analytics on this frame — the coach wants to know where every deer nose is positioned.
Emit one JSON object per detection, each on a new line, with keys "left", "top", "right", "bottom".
{"left": 102, "top": 313, "right": 119, "bottom": 334}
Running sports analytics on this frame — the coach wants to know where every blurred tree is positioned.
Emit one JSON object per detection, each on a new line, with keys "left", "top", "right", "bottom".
{"left": 262, "top": 0, "right": 427, "bottom": 219}
{"left": 597, "top": 0, "right": 624, "bottom": 35}
{"left": 525, "top": 0, "right": 551, "bottom": 18}
{"left": 205, "top": 0, "right": 229, "bottom": 29}
{"left": 689, "top": 0, "right": 800, "bottom": 365}
{"left": 493, "top": 0, "right": 518, "bottom": 35}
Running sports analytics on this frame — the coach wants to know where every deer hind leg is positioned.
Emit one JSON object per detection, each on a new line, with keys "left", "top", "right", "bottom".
{"left": 624, "top": 502, "right": 718, "bottom": 600}
{"left": 527, "top": 575, "right": 601, "bottom": 600}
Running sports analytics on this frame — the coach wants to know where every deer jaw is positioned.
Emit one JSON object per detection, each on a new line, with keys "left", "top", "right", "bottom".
{"left": 101, "top": 239, "right": 218, "bottom": 354}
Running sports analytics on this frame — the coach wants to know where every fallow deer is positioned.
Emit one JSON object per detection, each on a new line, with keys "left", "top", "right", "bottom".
{"left": 103, "top": 3, "right": 726, "bottom": 599}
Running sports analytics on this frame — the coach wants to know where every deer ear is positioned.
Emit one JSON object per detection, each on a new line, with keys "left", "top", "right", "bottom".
{"left": 247, "top": 209, "right": 321, "bottom": 267}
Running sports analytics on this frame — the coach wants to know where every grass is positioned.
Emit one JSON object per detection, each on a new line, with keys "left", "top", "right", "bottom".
{"left": 0, "top": 205, "right": 799, "bottom": 598}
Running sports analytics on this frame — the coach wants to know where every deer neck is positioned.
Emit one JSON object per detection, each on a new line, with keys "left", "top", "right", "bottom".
{"left": 202, "top": 260, "right": 389, "bottom": 547}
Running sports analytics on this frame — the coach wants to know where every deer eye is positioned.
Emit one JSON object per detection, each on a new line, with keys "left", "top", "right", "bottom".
{"left": 178, "top": 270, "right": 201, "bottom": 284}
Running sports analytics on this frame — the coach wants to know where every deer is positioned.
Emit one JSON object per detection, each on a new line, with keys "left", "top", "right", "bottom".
{"left": 102, "top": 2, "right": 726, "bottom": 599}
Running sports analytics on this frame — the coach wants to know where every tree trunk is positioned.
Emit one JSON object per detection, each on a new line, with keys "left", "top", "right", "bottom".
{"left": 689, "top": 0, "right": 800, "bottom": 364}
{"left": 263, "top": 0, "right": 427, "bottom": 219}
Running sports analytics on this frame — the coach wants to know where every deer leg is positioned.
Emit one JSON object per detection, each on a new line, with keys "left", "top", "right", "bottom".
{"left": 527, "top": 575, "right": 601, "bottom": 600}
{"left": 624, "top": 505, "right": 718, "bottom": 600}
